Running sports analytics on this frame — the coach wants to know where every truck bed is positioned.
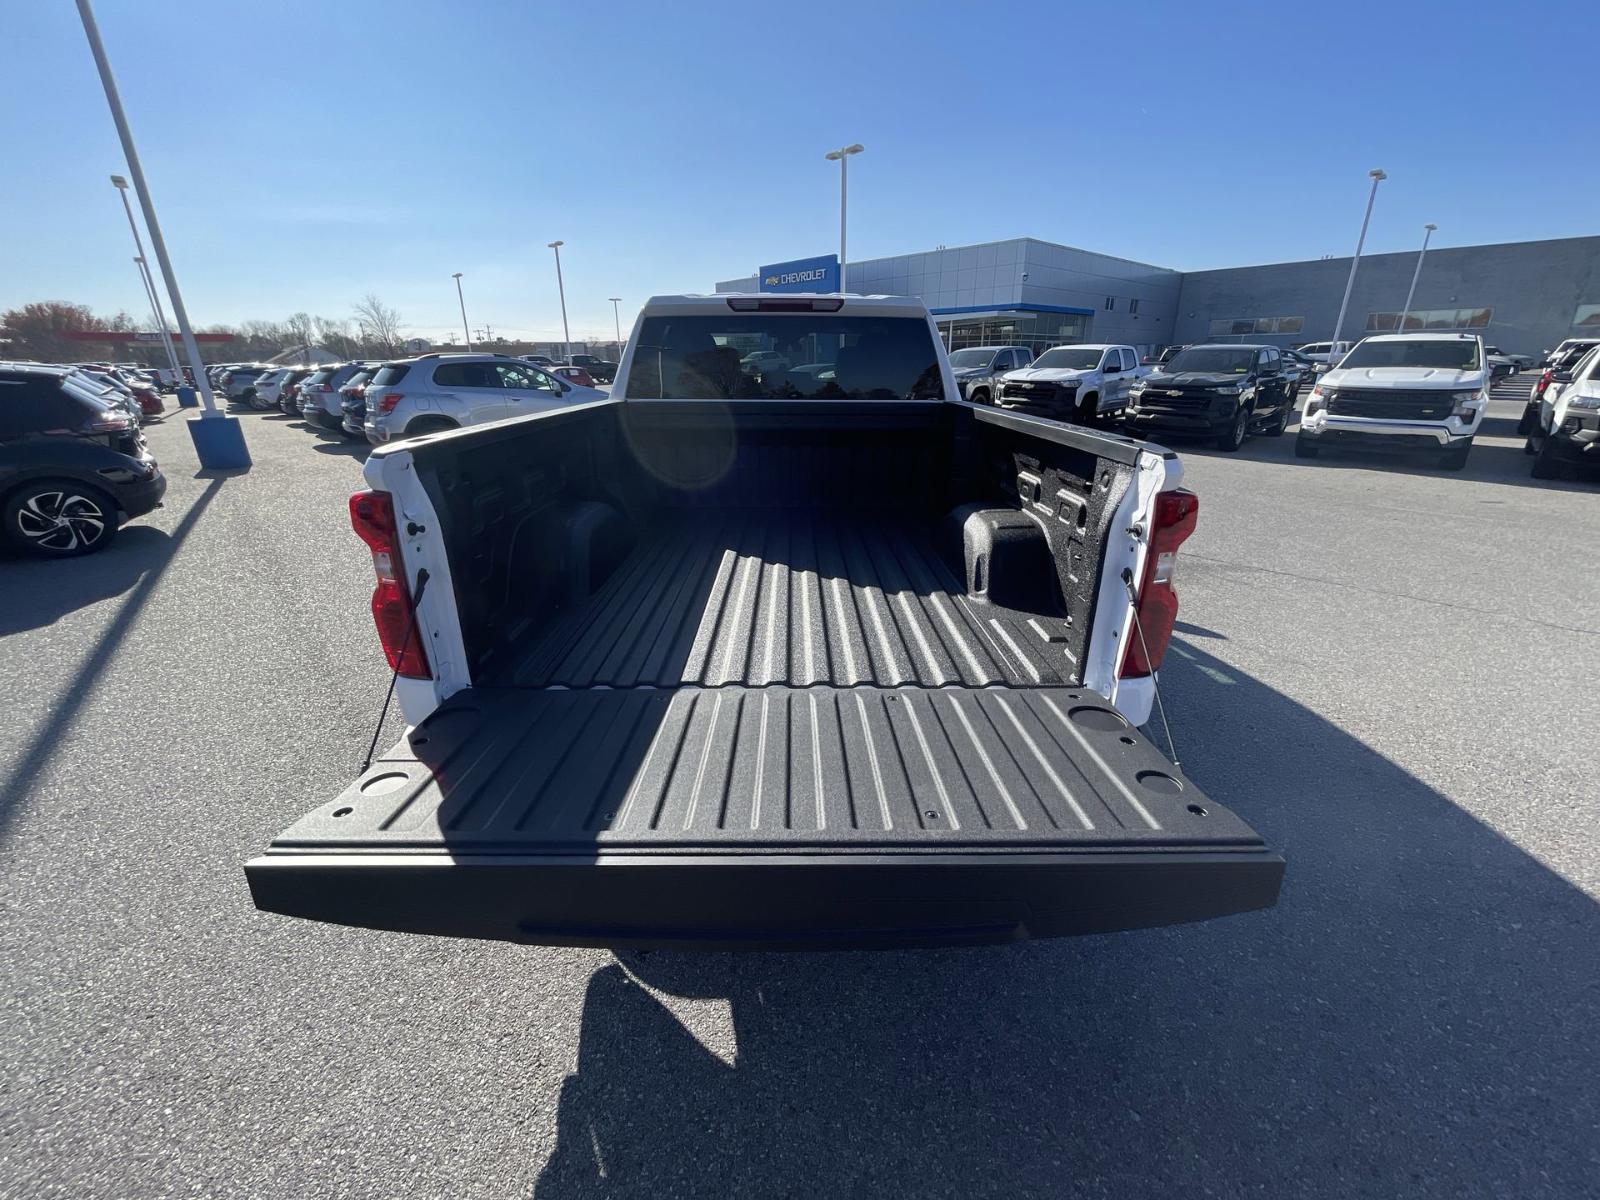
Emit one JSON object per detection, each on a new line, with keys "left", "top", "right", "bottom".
{"left": 248, "top": 396, "right": 1283, "bottom": 948}
{"left": 492, "top": 510, "right": 1074, "bottom": 689}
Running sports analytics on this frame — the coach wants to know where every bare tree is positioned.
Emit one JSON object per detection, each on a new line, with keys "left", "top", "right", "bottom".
{"left": 314, "top": 315, "right": 359, "bottom": 359}
{"left": 352, "top": 294, "right": 404, "bottom": 355}
{"left": 285, "top": 312, "right": 316, "bottom": 364}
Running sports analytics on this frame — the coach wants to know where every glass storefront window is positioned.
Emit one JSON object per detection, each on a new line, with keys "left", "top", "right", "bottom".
{"left": 938, "top": 311, "right": 1090, "bottom": 354}
{"left": 1367, "top": 307, "right": 1493, "bottom": 332}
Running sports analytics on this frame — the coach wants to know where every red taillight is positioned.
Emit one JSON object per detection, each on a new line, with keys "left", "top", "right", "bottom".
{"left": 316, "top": 383, "right": 333, "bottom": 393}
{"left": 1119, "top": 488, "right": 1199, "bottom": 679}
{"left": 1535, "top": 369, "right": 1552, "bottom": 397}
{"left": 349, "top": 489, "right": 431, "bottom": 679}
{"left": 377, "top": 392, "right": 403, "bottom": 413}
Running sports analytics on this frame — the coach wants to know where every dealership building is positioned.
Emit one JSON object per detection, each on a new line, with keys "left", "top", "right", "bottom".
{"left": 716, "top": 234, "right": 1600, "bottom": 359}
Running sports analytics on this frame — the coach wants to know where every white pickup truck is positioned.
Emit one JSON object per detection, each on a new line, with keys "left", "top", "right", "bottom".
{"left": 247, "top": 295, "right": 1281, "bottom": 950}
{"left": 994, "top": 344, "right": 1148, "bottom": 424}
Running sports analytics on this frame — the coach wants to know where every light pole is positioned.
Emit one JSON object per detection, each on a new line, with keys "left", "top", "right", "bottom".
{"left": 824, "top": 143, "right": 863, "bottom": 292}
{"left": 608, "top": 297, "right": 623, "bottom": 356}
{"left": 110, "top": 175, "right": 180, "bottom": 380}
{"left": 548, "top": 241, "right": 571, "bottom": 361}
{"left": 1398, "top": 223, "right": 1437, "bottom": 334}
{"left": 1328, "top": 168, "right": 1387, "bottom": 367}
{"left": 75, "top": 0, "right": 249, "bottom": 468}
{"left": 452, "top": 273, "right": 471, "bottom": 348}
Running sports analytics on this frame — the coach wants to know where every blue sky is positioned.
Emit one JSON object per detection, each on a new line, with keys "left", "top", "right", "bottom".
{"left": 3, "top": 0, "right": 1594, "bottom": 343}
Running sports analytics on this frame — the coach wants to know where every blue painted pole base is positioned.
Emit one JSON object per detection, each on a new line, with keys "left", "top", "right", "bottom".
{"left": 187, "top": 413, "right": 253, "bottom": 470}
{"left": 176, "top": 385, "right": 201, "bottom": 408}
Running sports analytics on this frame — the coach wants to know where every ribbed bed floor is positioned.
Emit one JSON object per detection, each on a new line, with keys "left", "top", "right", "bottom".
{"left": 499, "top": 510, "right": 1078, "bottom": 689}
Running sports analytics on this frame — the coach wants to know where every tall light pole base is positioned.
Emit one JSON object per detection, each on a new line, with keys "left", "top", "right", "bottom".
{"left": 176, "top": 385, "right": 200, "bottom": 409}
{"left": 187, "top": 412, "right": 252, "bottom": 470}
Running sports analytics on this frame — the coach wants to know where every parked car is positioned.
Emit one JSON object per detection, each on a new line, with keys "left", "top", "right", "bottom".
{"left": 72, "top": 366, "right": 146, "bottom": 424}
{"left": 248, "top": 368, "right": 289, "bottom": 411}
{"left": 739, "top": 349, "right": 791, "bottom": 377}
{"left": 1519, "top": 339, "right": 1600, "bottom": 433}
{"left": 220, "top": 366, "right": 269, "bottom": 404}
{"left": 246, "top": 291, "right": 1282, "bottom": 949}
{"left": 335, "top": 368, "right": 376, "bottom": 438}
{"left": 1281, "top": 349, "right": 1319, "bottom": 392}
{"left": 519, "top": 354, "right": 557, "bottom": 367}
{"left": 1526, "top": 343, "right": 1600, "bottom": 479}
{"left": 995, "top": 343, "right": 1147, "bottom": 424}
{"left": 1540, "top": 338, "right": 1599, "bottom": 368}
{"left": 1485, "top": 346, "right": 1518, "bottom": 380}
{"left": 1295, "top": 340, "right": 1355, "bottom": 367}
{"left": 566, "top": 354, "right": 618, "bottom": 383}
{"left": 363, "top": 354, "right": 602, "bottom": 443}
{"left": 1297, "top": 333, "right": 1488, "bottom": 470}
{"left": 1126, "top": 343, "right": 1296, "bottom": 450}
{"left": 298, "top": 363, "right": 371, "bottom": 430}
{"left": 276, "top": 368, "right": 314, "bottom": 415}
{"left": 551, "top": 364, "right": 597, "bottom": 389}
{"left": 75, "top": 363, "right": 165, "bottom": 422}
{"left": 946, "top": 345, "right": 1033, "bottom": 404}
{"left": 0, "top": 362, "right": 166, "bottom": 557}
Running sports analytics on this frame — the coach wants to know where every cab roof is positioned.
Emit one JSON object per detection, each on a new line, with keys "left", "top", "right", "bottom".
{"left": 644, "top": 293, "right": 933, "bottom": 318}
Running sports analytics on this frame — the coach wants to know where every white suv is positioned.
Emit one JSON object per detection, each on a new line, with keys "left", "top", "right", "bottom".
{"left": 363, "top": 354, "right": 604, "bottom": 443}
{"left": 1296, "top": 333, "right": 1489, "bottom": 470}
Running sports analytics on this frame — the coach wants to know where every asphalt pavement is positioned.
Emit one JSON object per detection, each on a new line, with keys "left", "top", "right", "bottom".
{"left": 2, "top": 385, "right": 1597, "bottom": 1198}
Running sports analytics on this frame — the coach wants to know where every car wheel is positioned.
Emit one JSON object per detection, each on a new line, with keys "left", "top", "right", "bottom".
{"left": 1439, "top": 442, "right": 1472, "bottom": 471}
{"left": 3, "top": 480, "right": 119, "bottom": 558}
{"left": 1216, "top": 404, "right": 1250, "bottom": 452}
{"left": 404, "top": 417, "right": 458, "bottom": 437}
{"left": 1530, "top": 438, "right": 1564, "bottom": 480}
{"left": 249, "top": 391, "right": 274, "bottom": 411}
{"left": 1266, "top": 402, "right": 1292, "bottom": 437}
{"left": 1293, "top": 433, "right": 1319, "bottom": 459}
{"left": 1073, "top": 392, "right": 1100, "bottom": 425}
{"left": 969, "top": 388, "right": 990, "bottom": 405}
{"left": 1516, "top": 404, "right": 1538, "bottom": 436}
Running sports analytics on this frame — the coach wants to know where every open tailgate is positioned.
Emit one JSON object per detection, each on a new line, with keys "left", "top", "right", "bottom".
{"left": 247, "top": 686, "right": 1282, "bottom": 950}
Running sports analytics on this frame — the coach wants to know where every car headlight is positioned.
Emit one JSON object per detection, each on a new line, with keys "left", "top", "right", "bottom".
{"left": 1215, "top": 384, "right": 1243, "bottom": 395}
{"left": 1305, "top": 385, "right": 1328, "bottom": 413}
{"left": 1568, "top": 394, "right": 1600, "bottom": 410}
{"left": 1129, "top": 382, "right": 1146, "bottom": 397}
{"left": 1451, "top": 388, "right": 1488, "bottom": 418}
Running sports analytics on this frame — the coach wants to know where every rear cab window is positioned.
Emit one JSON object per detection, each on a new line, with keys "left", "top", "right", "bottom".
{"left": 628, "top": 314, "right": 944, "bottom": 400}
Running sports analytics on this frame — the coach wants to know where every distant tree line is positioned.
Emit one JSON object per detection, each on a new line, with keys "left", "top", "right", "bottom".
{"left": 0, "top": 294, "right": 408, "bottom": 365}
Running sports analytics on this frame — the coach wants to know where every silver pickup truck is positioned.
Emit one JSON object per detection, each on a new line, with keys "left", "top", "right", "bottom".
{"left": 247, "top": 296, "right": 1282, "bottom": 950}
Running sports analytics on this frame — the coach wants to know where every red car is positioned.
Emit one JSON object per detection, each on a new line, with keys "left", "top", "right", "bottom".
{"left": 551, "top": 364, "right": 596, "bottom": 388}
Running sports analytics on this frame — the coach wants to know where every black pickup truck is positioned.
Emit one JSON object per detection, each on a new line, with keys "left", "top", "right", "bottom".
{"left": 247, "top": 295, "right": 1282, "bottom": 949}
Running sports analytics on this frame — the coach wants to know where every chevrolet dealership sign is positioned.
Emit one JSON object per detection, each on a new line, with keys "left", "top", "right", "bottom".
{"left": 758, "top": 254, "right": 840, "bottom": 293}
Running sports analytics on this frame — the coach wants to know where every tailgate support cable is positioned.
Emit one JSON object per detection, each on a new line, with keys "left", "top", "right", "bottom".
{"left": 1122, "top": 567, "right": 1181, "bottom": 769}
{"left": 360, "top": 568, "right": 430, "bottom": 774}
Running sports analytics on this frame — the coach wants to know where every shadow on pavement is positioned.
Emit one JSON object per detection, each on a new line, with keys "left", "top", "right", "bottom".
{"left": 533, "top": 638, "right": 1598, "bottom": 1197}
{"left": 1172, "top": 411, "right": 1599, "bottom": 491}
{"left": 0, "top": 477, "right": 225, "bottom": 839}
{"left": 0, "top": 525, "right": 172, "bottom": 637}
{"left": 311, "top": 437, "right": 369, "bottom": 460}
